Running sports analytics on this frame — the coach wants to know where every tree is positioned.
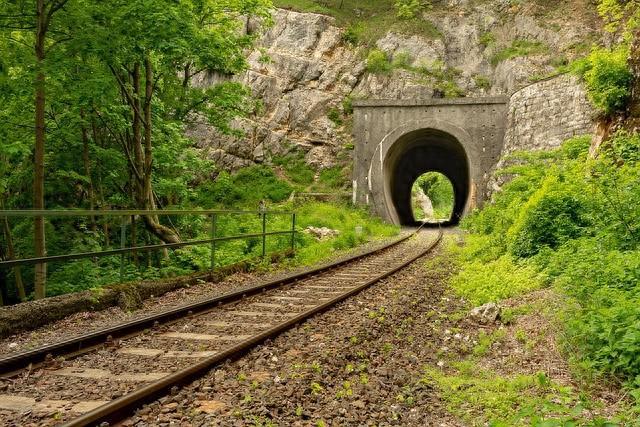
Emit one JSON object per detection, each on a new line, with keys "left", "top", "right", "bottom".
{"left": 0, "top": 0, "right": 70, "bottom": 298}
{"left": 0, "top": 0, "right": 272, "bottom": 300}
{"left": 82, "top": 0, "right": 269, "bottom": 243}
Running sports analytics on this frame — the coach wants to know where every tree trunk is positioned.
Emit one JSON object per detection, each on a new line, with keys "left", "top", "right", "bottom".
{"left": 2, "top": 216, "right": 26, "bottom": 301}
{"left": 33, "top": 0, "right": 47, "bottom": 300}
{"left": 131, "top": 215, "right": 138, "bottom": 266}
{"left": 627, "top": 29, "right": 640, "bottom": 125}
{"left": 80, "top": 109, "right": 96, "bottom": 230}
{"left": 140, "top": 55, "right": 180, "bottom": 245}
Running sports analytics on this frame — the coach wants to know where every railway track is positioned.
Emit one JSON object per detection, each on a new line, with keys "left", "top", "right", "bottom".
{"left": 0, "top": 227, "right": 442, "bottom": 427}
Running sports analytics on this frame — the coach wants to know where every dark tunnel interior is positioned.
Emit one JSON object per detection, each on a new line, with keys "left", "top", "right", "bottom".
{"left": 384, "top": 128, "right": 470, "bottom": 226}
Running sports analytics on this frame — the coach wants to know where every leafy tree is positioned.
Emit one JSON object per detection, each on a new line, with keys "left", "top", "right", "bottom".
{"left": 0, "top": 0, "right": 272, "bottom": 299}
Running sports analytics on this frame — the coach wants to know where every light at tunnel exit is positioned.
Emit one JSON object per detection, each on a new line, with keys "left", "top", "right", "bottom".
{"left": 411, "top": 172, "right": 455, "bottom": 223}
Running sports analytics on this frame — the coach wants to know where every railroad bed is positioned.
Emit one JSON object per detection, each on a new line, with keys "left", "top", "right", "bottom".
{"left": 0, "top": 228, "right": 441, "bottom": 427}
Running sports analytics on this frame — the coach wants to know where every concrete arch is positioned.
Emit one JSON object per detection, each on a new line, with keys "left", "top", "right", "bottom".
{"left": 368, "top": 119, "right": 480, "bottom": 225}
{"left": 352, "top": 97, "right": 508, "bottom": 225}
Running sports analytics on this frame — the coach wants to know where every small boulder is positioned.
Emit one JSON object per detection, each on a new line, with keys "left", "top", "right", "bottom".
{"left": 468, "top": 302, "right": 501, "bottom": 324}
{"left": 304, "top": 226, "right": 340, "bottom": 240}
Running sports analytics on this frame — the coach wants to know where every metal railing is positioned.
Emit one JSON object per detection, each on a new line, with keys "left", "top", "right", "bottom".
{"left": 0, "top": 209, "right": 297, "bottom": 282}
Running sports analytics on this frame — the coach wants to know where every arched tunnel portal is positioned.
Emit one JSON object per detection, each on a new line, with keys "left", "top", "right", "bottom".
{"left": 352, "top": 98, "right": 509, "bottom": 226}
{"left": 384, "top": 129, "right": 469, "bottom": 226}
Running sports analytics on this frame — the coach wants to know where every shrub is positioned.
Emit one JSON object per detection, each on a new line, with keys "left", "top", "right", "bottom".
{"left": 395, "top": 0, "right": 422, "bottom": 19}
{"left": 317, "top": 166, "right": 346, "bottom": 190}
{"left": 272, "top": 153, "right": 315, "bottom": 187}
{"left": 365, "top": 49, "right": 392, "bottom": 74}
{"left": 473, "top": 74, "right": 491, "bottom": 90}
{"left": 391, "top": 51, "right": 413, "bottom": 69}
{"left": 232, "top": 165, "right": 293, "bottom": 202}
{"left": 341, "top": 23, "right": 363, "bottom": 45}
{"left": 327, "top": 107, "right": 343, "bottom": 126}
{"left": 574, "top": 45, "right": 633, "bottom": 116}
{"left": 342, "top": 95, "right": 354, "bottom": 116}
{"left": 478, "top": 31, "right": 496, "bottom": 48}
{"left": 507, "top": 188, "right": 590, "bottom": 258}
{"left": 455, "top": 133, "right": 640, "bottom": 398}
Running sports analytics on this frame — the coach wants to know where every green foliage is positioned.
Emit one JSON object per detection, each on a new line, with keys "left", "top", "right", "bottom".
{"left": 412, "top": 172, "right": 455, "bottom": 220}
{"left": 341, "top": 22, "right": 363, "bottom": 45}
{"left": 423, "top": 362, "right": 623, "bottom": 426}
{"left": 391, "top": 51, "right": 413, "bottom": 69}
{"left": 366, "top": 49, "right": 392, "bottom": 74}
{"left": 454, "top": 132, "right": 640, "bottom": 403}
{"left": 473, "top": 74, "right": 492, "bottom": 90}
{"left": 597, "top": 0, "right": 640, "bottom": 35}
{"left": 327, "top": 107, "right": 343, "bottom": 126}
{"left": 479, "top": 31, "right": 496, "bottom": 48}
{"left": 342, "top": 95, "right": 354, "bottom": 115}
{"left": 450, "top": 255, "right": 544, "bottom": 305}
{"left": 573, "top": 45, "right": 633, "bottom": 116}
{"left": 507, "top": 177, "right": 591, "bottom": 258}
{"left": 273, "top": 153, "right": 315, "bottom": 188}
{"left": 395, "top": 0, "right": 422, "bottom": 19}
{"left": 491, "top": 39, "right": 549, "bottom": 66}
{"left": 316, "top": 166, "right": 346, "bottom": 190}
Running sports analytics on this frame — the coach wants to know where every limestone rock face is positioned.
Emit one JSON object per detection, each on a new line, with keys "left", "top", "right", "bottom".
{"left": 190, "top": 5, "right": 601, "bottom": 171}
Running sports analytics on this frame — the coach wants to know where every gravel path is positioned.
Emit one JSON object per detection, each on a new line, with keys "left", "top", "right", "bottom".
{"left": 123, "top": 231, "right": 464, "bottom": 426}
{"left": 0, "top": 234, "right": 408, "bottom": 357}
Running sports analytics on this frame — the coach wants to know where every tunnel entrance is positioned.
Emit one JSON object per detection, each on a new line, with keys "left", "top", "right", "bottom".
{"left": 383, "top": 128, "right": 470, "bottom": 226}
{"left": 411, "top": 172, "right": 455, "bottom": 223}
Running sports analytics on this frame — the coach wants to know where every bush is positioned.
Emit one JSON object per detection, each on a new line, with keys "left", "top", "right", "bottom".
{"left": 366, "top": 49, "right": 392, "bottom": 74}
{"left": 575, "top": 45, "right": 633, "bottom": 116}
{"left": 341, "top": 23, "right": 364, "bottom": 45}
{"left": 272, "top": 153, "right": 315, "bottom": 188}
{"left": 327, "top": 107, "right": 343, "bottom": 126}
{"left": 473, "top": 74, "right": 491, "bottom": 90}
{"left": 391, "top": 51, "right": 413, "bottom": 69}
{"left": 395, "top": 0, "right": 422, "bottom": 19}
{"left": 507, "top": 177, "right": 591, "bottom": 258}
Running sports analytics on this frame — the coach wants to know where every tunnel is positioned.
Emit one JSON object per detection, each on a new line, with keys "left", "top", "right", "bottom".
{"left": 383, "top": 128, "right": 470, "bottom": 226}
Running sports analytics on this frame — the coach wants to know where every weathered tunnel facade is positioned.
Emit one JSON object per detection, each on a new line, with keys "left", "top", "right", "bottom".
{"left": 352, "top": 98, "right": 509, "bottom": 225}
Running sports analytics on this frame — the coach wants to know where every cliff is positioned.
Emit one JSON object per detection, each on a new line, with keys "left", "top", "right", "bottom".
{"left": 189, "top": 1, "right": 602, "bottom": 171}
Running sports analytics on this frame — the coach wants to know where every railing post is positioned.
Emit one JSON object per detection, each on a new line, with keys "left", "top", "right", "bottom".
{"left": 261, "top": 211, "right": 267, "bottom": 258}
{"left": 291, "top": 213, "right": 296, "bottom": 253}
{"left": 210, "top": 213, "right": 217, "bottom": 270}
{"left": 119, "top": 217, "right": 126, "bottom": 282}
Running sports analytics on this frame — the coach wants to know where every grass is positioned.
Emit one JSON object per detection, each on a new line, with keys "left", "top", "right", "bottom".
{"left": 422, "top": 361, "right": 623, "bottom": 426}
{"left": 272, "top": 153, "right": 315, "bottom": 187}
{"left": 273, "top": 0, "right": 441, "bottom": 46}
{"left": 491, "top": 39, "right": 549, "bottom": 66}
{"left": 448, "top": 252, "right": 544, "bottom": 305}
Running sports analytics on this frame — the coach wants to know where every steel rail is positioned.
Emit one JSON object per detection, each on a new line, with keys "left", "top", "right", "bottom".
{"left": 0, "top": 209, "right": 294, "bottom": 217}
{"left": 0, "top": 232, "right": 413, "bottom": 375}
{"left": 0, "top": 230, "right": 294, "bottom": 268}
{"left": 61, "top": 228, "right": 443, "bottom": 427}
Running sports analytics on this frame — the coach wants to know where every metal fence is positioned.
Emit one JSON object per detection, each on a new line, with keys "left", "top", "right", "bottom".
{"left": 0, "top": 209, "right": 297, "bottom": 283}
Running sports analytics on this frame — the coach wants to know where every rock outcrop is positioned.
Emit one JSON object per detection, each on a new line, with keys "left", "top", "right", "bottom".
{"left": 190, "top": 3, "right": 601, "bottom": 171}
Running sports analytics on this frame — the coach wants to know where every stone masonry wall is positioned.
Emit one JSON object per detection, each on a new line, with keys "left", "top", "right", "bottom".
{"left": 503, "top": 74, "right": 595, "bottom": 155}
{"left": 487, "top": 74, "right": 595, "bottom": 195}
